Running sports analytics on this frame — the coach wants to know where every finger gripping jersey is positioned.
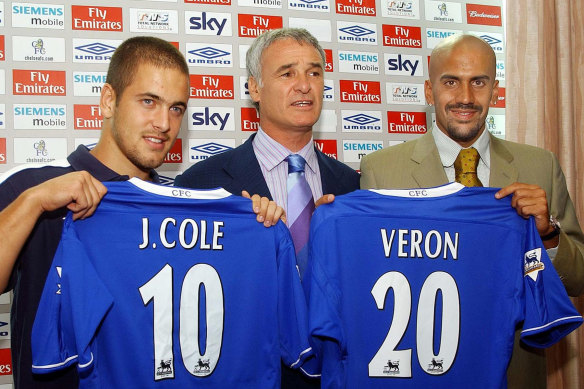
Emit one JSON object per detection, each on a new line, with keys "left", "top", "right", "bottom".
{"left": 306, "top": 183, "right": 582, "bottom": 389}
{"left": 32, "top": 178, "right": 315, "bottom": 388}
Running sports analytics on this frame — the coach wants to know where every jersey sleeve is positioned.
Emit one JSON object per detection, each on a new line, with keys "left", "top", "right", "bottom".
{"left": 520, "top": 219, "right": 583, "bottom": 348}
{"left": 32, "top": 216, "right": 114, "bottom": 374}
{"left": 276, "top": 224, "right": 319, "bottom": 377}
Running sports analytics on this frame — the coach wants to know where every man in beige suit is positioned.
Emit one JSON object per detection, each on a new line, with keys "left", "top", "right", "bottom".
{"left": 360, "top": 34, "right": 584, "bottom": 388}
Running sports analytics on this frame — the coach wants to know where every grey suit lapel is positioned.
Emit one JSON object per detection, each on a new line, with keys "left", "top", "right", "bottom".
{"left": 488, "top": 134, "right": 518, "bottom": 188}
{"left": 411, "top": 132, "right": 449, "bottom": 188}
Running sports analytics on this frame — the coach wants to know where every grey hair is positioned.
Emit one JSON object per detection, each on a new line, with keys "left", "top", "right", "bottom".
{"left": 246, "top": 28, "right": 325, "bottom": 109}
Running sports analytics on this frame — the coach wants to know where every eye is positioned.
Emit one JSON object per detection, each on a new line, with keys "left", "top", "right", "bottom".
{"left": 143, "top": 99, "right": 154, "bottom": 106}
{"left": 472, "top": 79, "right": 486, "bottom": 87}
{"left": 170, "top": 106, "right": 185, "bottom": 115}
{"left": 444, "top": 80, "right": 456, "bottom": 87}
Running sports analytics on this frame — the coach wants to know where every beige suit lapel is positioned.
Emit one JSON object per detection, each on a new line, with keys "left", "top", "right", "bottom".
{"left": 488, "top": 134, "right": 519, "bottom": 188}
{"left": 411, "top": 132, "right": 450, "bottom": 188}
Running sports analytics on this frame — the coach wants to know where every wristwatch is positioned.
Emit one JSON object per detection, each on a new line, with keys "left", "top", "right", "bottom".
{"left": 541, "top": 215, "right": 561, "bottom": 241}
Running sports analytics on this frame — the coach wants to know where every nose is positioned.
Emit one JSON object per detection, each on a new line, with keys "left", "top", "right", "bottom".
{"left": 294, "top": 73, "right": 311, "bottom": 94}
{"left": 153, "top": 107, "right": 171, "bottom": 133}
{"left": 456, "top": 83, "right": 473, "bottom": 104}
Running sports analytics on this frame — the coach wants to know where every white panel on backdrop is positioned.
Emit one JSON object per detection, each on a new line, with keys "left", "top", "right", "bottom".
{"left": 239, "top": 44, "right": 250, "bottom": 69}
{"left": 288, "top": 17, "right": 331, "bottom": 41}
{"left": 11, "top": 3, "right": 64, "bottom": 29}
{"left": 386, "top": 83, "right": 425, "bottom": 105}
{"left": 338, "top": 50, "right": 379, "bottom": 74}
{"left": 13, "top": 104, "right": 66, "bottom": 130}
{"left": 486, "top": 114, "right": 505, "bottom": 139}
{"left": 424, "top": 1, "right": 462, "bottom": 23}
{"left": 72, "top": 39, "right": 121, "bottom": 63}
{"left": 13, "top": 138, "right": 67, "bottom": 164}
{"left": 469, "top": 31, "right": 505, "bottom": 53}
{"left": 384, "top": 53, "right": 423, "bottom": 77}
{"left": 186, "top": 43, "right": 233, "bottom": 68}
{"left": 496, "top": 60, "right": 505, "bottom": 81}
{"left": 323, "top": 79, "right": 334, "bottom": 102}
{"left": 188, "top": 107, "right": 235, "bottom": 132}
{"left": 342, "top": 140, "right": 383, "bottom": 163}
{"left": 288, "top": 0, "right": 330, "bottom": 13}
{"left": 336, "top": 21, "right": 378, "bottom": 45}
{"left": 0, "top": 2, "right": 4, "bottom": 26}
{"left": 341, "top": 110, "right": 382, "bottom": 133}
{"left": 12, "top": 36, "right": 65, "bottom": 62}
{"left": 314, "top": 109, "right": 337, "bottom": 133}
{"left": 238, "top": 0, "right": 282, "bottom": 8}
{"left": 0, "top": 104, "right": 5, "bottom": 129}
{"left": 0, "top": 69, "right": 4, "bottom": 95}
{"left": 185, "top": 11, "right": 232, "bottom": 36}
{"left": 73, "top": 72, "right": 106, "bottom": 97}
{"left": 129, "top": 8, "right": 179, "bottom": 34}
{"left": 380, "top": 0, "right": 420, "bottom": 19}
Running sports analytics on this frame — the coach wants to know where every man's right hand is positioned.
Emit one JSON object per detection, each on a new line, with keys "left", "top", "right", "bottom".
{"left": 30, "top": 171, "right": 107, "bottom": 220}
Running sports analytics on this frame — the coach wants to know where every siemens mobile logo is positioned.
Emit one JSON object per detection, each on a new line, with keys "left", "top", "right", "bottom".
{"left": 385, "top": 54, "right": 423, "bottom": 77}
{"left": 426, "top": 28, "right": 462, "bottom": 49}
{"left": 337, "top": 22, "right": 377, "bottom": 45}
{"left": 496, "top": 60, "right": 505, "bottom": 80}
{"left": 342, "top": 111, "right": 382, "bottom": 132}
{"left": 12, "top": 3, "right": 64, "bottom": 29}
{"left": 185, "top": 11, "right": 232, "bottom": 36}
{"left": 238, "top": 0, "right": 282, "bottom": 9}
{"left": 288, "top": 0, "right": 329, "bottom": 12}
{"left": 189, "top": 107, "right": 235, "bottom": 131}
{"left": 342, "top": 140, "right": 383, "bottom": 163}
{"left": 73, "top": 72, "right": 106, "bottom": 96}
{"left": 73, "top": 39, "right": 120, "bottom": 63}
{"left": 338, "top": 50, "right": 379, "bottom": 74}
{"left": 186, "top": 43, "right": 233, "bottom": 68}
{"left": 13, "top": 104, "right": 66, "bottom": 130}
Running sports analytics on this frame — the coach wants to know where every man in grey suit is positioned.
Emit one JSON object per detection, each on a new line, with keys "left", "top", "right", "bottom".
{"left": 360, "top": 34, "right": 584, "bottom": 388}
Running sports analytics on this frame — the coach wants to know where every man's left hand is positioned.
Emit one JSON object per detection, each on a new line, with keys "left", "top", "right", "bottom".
{"left": 242, "top": 191, "right": 286, "bottom": 227}
{"left": 495, "top": 182, "right": 559, "bottom": 247}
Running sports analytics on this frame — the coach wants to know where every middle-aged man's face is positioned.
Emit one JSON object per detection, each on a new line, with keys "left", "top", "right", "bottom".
{"left": 101, "top": 62, "right": 189, "bottom": 174}
{"left": 424, "top": 39, "right": 499, "bottom": 147}
{"left": 249, "top": 38, "right": 324, "bottom": 135}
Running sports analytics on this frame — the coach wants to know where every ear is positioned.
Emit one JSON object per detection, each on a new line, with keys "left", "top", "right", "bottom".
{"left": 490, "top": 80, "right": 500, "bottom": 105}
{"left": 424, "top": 80, "right": 434, "bottom": 106}
{"left": 248, "top": 76, "right": 261, "bottom": 104}
{"left": 100, "top": 83, "right": 116, "bottom": 119}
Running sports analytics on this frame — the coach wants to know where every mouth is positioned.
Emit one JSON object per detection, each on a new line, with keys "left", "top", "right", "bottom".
{"left": 144, "top": 136, "right": 167, "bottom": 149}
{"left": 291, "top": 100, "right": 313, "bottom": 107}
{"left": 447, "top": 104, "right": 482, "bottom": 122}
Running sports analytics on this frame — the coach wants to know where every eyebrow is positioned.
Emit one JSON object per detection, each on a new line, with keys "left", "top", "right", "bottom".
{"left": 274, "top": 61, "right": 324, "bottom": 74}
{"left": 140, "top": 93, "right": 187, "bottom": 109}
{"left": 440, "top": 74, "right": 491, "bottom": 82}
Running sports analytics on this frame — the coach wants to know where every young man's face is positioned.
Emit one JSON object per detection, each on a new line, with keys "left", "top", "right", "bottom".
{"left": 104, "top": 63, "right": 189, "bottom": 175}
{"left": 248, "top": 39, "right": 324, "bottom": 136}
{"left": 425, "top": 40, "right": 499, "bottom": 147}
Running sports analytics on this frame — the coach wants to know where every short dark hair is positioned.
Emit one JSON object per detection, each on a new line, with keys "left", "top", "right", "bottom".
{"left": 105, "top": 36, "right": 189, "bottom": 100}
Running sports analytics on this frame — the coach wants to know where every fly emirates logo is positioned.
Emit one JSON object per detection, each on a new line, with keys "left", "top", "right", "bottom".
{"left": 340, "top": 80, "right": 381, "bottom": 103}
{"left": 13, "top": 70, "right": 65, "bottom": 96}
{"left": 72, "top": 6, "right": 123, "bottom": 31}
{"left": 190, "top": 75, "right": 234, "bottom": 99}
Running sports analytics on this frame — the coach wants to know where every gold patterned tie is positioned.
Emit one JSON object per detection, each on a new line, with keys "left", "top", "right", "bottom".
{"left": 454, "top": 148, "right": 483, "bottom": 187}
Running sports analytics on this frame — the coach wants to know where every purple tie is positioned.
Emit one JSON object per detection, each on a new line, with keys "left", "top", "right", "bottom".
{"left": 286, "top": 154, "right": 315, "bottom": 278}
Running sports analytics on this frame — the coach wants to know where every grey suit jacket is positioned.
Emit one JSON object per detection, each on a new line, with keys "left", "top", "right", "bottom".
{"left": 360, "top": 131, "right": 584, "bottom": 389}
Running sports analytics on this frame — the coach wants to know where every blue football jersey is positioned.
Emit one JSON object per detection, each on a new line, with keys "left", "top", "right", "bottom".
{"left": 306, "top": 183, "right": 582, "bottom": 389}
{"left": 32, "top": 178, "right": 316, "bottom": 388}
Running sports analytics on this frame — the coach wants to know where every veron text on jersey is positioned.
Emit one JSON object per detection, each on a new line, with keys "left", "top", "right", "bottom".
{"left": 380, "top": 228, "right": 459, "bottom": 260}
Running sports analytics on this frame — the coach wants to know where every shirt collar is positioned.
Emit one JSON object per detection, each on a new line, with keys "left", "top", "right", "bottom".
{"left": 431, "top": 124, "right": 491, "bottom": 169}
{"left": 67, "top": 145, "right": 159, "bottom": 183}
{"left": 253, "top": 127, "right": 317, "bottom": 173}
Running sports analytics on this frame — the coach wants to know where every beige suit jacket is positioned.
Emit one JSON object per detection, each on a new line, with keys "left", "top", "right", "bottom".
{"left": 360, "top": 131, "right": 584, "bottom": 388}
